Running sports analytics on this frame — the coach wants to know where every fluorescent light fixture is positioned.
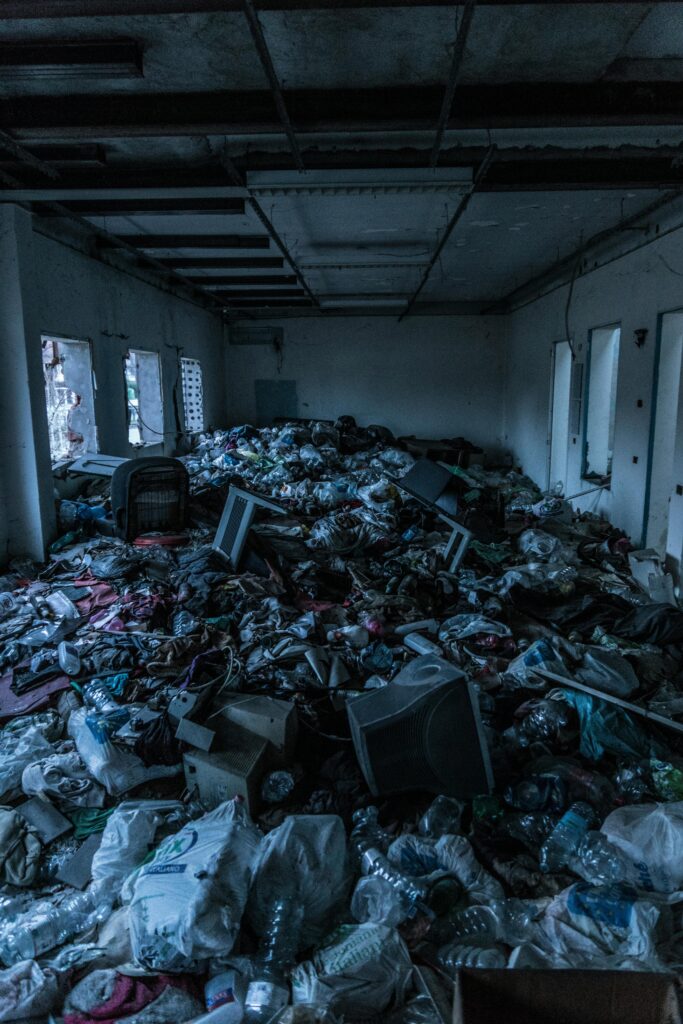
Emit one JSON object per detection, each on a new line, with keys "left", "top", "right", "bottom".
{"left": 246, "top": 168, "right": 473, "bottom": 196}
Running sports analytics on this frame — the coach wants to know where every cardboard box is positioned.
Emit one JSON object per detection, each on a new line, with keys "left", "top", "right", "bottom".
{"left": 452, "top": 969, "right": 681, "bottom": 1024}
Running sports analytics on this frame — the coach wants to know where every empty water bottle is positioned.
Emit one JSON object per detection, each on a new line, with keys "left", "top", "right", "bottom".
{"left": 243, "top": 897, "right": 303, "bottom": 1023}
{"left": 504, "top": 775, "right": 567, "bottom": 813}
{"left": 0, "top": 891, "right": 94, "bottom": 966}
{"left": 539, "top": 801, "right": 596, "bottom": 873}
{"left": 439, "top": 905, "right": 500, "bottom": 946}
{"left": 350, "top": 806, "right": 391, "bottom": 858}
{"left": 438, "top": 941, "right": 507, "bottom": 974}
{"left": 58, "top": 640, "right": 81, "bottom": 676}
{"left": 572, "top": 831, "right": 628, "bottom": 886}
{"left": 419, "top": 795, "right": 464, "bottom": 838}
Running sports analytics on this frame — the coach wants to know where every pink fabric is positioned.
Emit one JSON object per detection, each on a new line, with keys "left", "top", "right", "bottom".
{"left": 63, "top": 973, "right": 198, "bottom": 1024}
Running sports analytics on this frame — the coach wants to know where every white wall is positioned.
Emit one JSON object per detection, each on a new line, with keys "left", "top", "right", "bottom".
{"left": 504, "top": 224, "right": 683, "bottom": 553}
{"left": 228, "top": 315, "right": 506, "bottom": 451}
{"left": 32, "top": 230, "right": 226, "bottom": 460}
{"left": 0, "top": 207, "right": 227, "bottom": 563}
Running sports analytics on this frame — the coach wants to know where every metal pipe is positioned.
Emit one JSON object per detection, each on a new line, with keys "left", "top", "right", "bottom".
{"left": 399, "top": 144, "right": 495, "bottom": 321}
{"left": 241, "top": 0, "right": 305, "bottom": 171}
{"left": 429, "top": 0, "right": 477, "bottom": 168}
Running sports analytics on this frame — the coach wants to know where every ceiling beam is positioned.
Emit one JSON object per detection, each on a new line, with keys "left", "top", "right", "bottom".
{"left": 0, "top": 40, "right": 142, "bottom": 79}
{"left": 187, "top": 273, "right": 297, "bottom": 284}
{"left": 11, "top": 83, "right": 683, "bottom": 139}
{"left": 32, "top": 147, "right": 683, "bottom": 192}
{"left": 159, "top": 255, "right": 284, "bottom": 268}
{"left": 109, "top": 233, "right": 271, "bottom": 248}
{"left": 213, "top": 287, "right": 305, "bottom": 297}
{"left": 0, "top": 0, "right": 678, "bottom": 14}
{"left": 226, "top": 297, "right": 315, "bottom": 307}
{"left": 242, "top": 0, "right": 304, "bottom": 171}
{"left": 429, "top": 0, "right": 476, "bottom": 167}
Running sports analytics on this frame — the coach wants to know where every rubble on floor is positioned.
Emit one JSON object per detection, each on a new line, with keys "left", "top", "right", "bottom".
{"left": 2, "top": 417, "right": 683, "bottom": 1022}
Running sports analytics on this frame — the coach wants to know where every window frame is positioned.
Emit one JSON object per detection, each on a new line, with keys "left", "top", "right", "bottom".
{"left": 581, "top": 321, "right": 621, "bottom": 484}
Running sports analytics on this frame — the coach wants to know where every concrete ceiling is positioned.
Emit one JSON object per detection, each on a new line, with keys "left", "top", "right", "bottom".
{"left": 0, "top": 1, "right": 682, "bottom": 315}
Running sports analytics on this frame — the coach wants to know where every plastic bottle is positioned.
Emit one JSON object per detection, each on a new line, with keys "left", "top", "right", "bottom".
{"left": 419, "top": 795, "right": 464, "bottom": 838}
{"left": 438, "top": 942, "right": 507, "bottom": 973}
{"left": 350, "top": 806, "right": 391, "bottom": 857}
{"left": 350, "top": 807, "right": 430, "bottom": 918}
{"left": 437, "top": 899, "right": 538, "bottom": 950}
{"left": 504, "top": 775, "right": 567, "bottom": 813}
{"left": 539, "top": 800, "right": 595, "bottom": 873}
{"left": 438, "top": 905, "right": 500, "bottom": 946}
{"left": 572, "top": 831, "right": 628, "bottom": 886}
{"left": 243, "top": 897, "right": 304, "bottom": 1023}
{"left": 204, "top": 968, "right": 247, "bottom": 1024}
{"left": 0, "top": 891, "right": 94, "bottom": 966}
{"left": 58, "top": 640, "right": 81, "bottom": 676}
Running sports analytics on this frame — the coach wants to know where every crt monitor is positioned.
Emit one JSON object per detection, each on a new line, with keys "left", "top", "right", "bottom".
{"left": 347, "top": 655, "right": 493, "bottom": 799}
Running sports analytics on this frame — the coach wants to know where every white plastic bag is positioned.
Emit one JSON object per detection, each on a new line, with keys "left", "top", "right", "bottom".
{"left": 0, "top": 959, "right": 59, "bottom": 1021}
{"left": 127, "top": 799, "right": 261, "bottom": 971}
{"left": 68, "top": 708, "right": 179, "bottom": 795}
{"left": 91, "top": 800, "right": 187, "bottom": 905}
{"left": 0, "top": 711, "right": 62, "bottom": 801}
{"left": 248, "top": 815, "right": 350, "bottom": 949}
{"left": 291, "top": 924, "right": 412, "bottom": 1020}
{"left": 534, "top": 883, "right": 660, "bottom": 967}
{"left": 601, "top": 801, "right": 683, "bottom": 893}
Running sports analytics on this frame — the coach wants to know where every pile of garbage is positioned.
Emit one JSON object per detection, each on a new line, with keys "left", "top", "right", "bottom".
{"left": 2, "top": 416, "right": 683, "bottom": 1022}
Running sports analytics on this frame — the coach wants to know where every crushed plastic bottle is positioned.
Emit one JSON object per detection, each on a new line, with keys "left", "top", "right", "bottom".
{"left": 539, "top": 800, "right": 596, "bottom": 872}
{"left": 350, "top": 807, "right": 430, "bottom": 919}
{"left": 0, "top": 891, "right": 95, "bottom": 966}
{"left": 571, "top": 831, "right": 629, "bottom": 886}
{"left": 419, "top": 795, "right": 464, "bottom": 838}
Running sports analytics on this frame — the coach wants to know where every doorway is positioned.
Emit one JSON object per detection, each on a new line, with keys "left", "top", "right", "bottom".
{"left": 645, "top": 310, "right": 683, "bottom": 553}
{"left": 549, "top": 340, "right": 572, "bottom": 491}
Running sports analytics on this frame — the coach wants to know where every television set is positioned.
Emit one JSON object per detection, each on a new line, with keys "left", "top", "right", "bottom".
{"left": 212, "top": 484, "right": 288, "bottom": 569}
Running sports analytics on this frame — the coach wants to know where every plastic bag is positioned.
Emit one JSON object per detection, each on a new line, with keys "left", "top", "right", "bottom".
{"left": 248, "top": 815, "right": 350, "bottom": 950}
{"left": 291, "top": 924, "right": 413, "bottom": 1019}
{"left": 127, "top": 799, "right": 261, "bottom": 971}
{"left": 535, "top": 882, "right": 661, "bottom": 967}
{"left": 0, "top": 711, "right": 62, "bottom": 801}
{"left": 91, "top": 800, "right": 187, "bottom": 905}
{"left": 68, "top": 708, "right": 179, "bottom": 795}
{"left": 506, "top": 638, "right": 568, "bottom": 685}
{"left": 575, "top": 648, "right": 640, "bottom": 700}
{"left": 560, "top": 690, "right": 667, "bottom": 762}
{"left": 434, "top": 835, "right": 506, "bottom": 904}
{"left": 0, "top": 960, "right": 60, "bottom": 1021}
{"left": 600, "top": 802, "right": 683, "bottom": 893}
